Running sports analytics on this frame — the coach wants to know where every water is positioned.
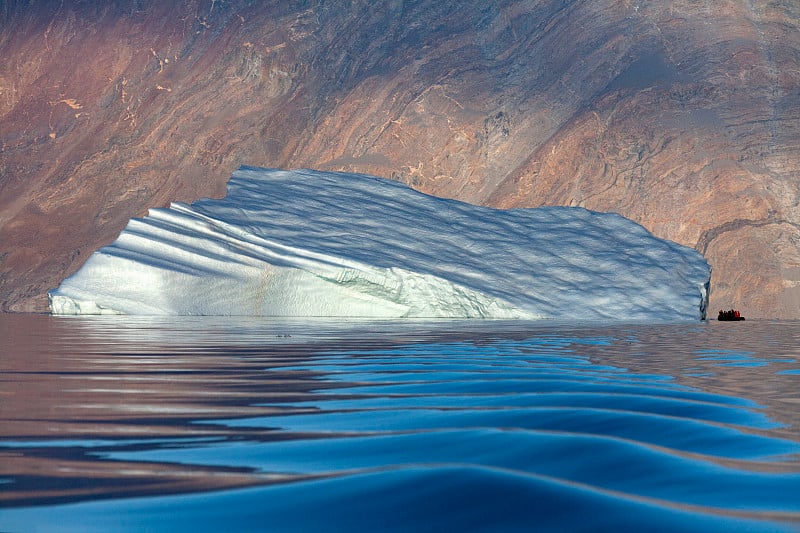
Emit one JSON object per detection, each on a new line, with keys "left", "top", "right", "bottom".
{"left": 1, "top": 315, "right": 799, "bottom": 531}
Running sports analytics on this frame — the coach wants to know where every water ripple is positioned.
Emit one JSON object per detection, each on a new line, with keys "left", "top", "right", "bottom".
{"left": 2, "top": 317, "right": 800, "bottom": 531}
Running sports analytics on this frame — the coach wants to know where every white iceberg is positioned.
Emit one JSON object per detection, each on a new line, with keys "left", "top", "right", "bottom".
{"left": 49, "top": 167, "right": 710, "bottom": 320}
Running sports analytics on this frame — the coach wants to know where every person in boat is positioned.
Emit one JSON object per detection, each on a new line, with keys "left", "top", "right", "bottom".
{"left": 717, "top": 309, "right": 744, "bottom": 321}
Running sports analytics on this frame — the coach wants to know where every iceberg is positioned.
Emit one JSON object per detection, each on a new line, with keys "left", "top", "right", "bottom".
{"left": 49, "top": 167, "right": 710, "bottom": 320}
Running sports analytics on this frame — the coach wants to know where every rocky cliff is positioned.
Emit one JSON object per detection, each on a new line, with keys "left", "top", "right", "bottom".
{"left": 1, "top": 0, "right": 798, "bottom": 317}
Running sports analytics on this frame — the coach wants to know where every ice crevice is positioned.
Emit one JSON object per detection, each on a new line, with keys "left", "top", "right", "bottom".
{"left": 49, "top": 167, "right": 711, "bottom": 320}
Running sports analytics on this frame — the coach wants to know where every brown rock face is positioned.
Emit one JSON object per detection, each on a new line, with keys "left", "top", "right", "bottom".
{"left": 1, "top": 0, "right": 798, "bottom": 317}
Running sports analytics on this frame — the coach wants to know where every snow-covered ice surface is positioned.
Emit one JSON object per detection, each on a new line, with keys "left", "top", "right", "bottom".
{"left": 49, "top": 167, "right": 710, "bottom": 319}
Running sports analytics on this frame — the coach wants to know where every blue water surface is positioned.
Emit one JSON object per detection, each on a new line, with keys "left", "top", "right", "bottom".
{"left": 1, "top": 316, "right": 799, "bottom": 531}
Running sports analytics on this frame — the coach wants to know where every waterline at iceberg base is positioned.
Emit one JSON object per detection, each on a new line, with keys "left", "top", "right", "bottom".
{"left": 49, "top": 167, "right": 710, "bottom": 319}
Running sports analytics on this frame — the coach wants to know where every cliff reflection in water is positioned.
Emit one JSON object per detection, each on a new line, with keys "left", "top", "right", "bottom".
{"left": 1, "top": 315, "right": 799, "bottom": 531}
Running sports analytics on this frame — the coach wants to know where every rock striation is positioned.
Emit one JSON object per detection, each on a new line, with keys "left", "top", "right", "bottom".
{"left": 1, "top": 0, "right": 798, "bottom": 317}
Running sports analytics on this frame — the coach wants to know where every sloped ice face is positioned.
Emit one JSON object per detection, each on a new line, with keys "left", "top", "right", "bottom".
{"left": 49, "top": 167, "right": 711, "bottom": 320}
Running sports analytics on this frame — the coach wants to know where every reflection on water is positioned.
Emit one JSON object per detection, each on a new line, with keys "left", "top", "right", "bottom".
{"left": 1, "top": 315, "right": 799, "bottom": 531}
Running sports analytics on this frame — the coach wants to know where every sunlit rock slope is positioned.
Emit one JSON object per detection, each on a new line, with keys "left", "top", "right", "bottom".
{"left": 49, "top": 168, "right": 710, "bottom": 319}
{"left": 1, "top": 1, "right": 798, "bottom": 316}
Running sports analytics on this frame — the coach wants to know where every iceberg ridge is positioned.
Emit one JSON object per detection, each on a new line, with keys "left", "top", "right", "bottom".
{"left": 49, "top": 167, "right": 711, "bottom": 320}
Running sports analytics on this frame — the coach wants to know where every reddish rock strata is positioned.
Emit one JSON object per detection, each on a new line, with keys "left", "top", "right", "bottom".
{"left": 1, "top": 0, "right": 798, "bottom": 317}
